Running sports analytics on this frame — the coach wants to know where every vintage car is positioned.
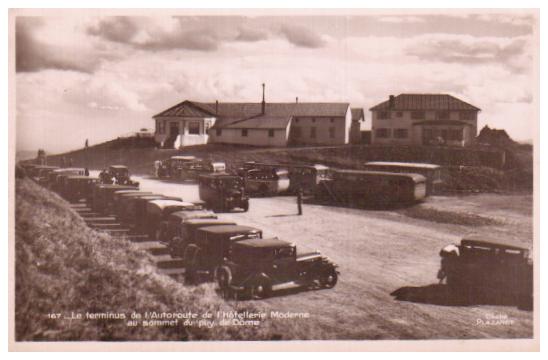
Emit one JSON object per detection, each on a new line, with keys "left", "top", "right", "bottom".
{"left": 62, "top": 176, "right": 99, "bottom": 202}
{"left": 27, "top": 165, "right": 59, "bottom": 183}
{"left": 48, "top": 168, "right": 86, "bottom": 192}
{"left": 167, "top": 218, "right": 236, "bottom": 259}
{"left": 34, "top": 166, "right": 61, "bottom": 186}
{"left": 158, "top": 209, "right": 218, "bottom": 245}
{"left": 170, "top": 156, "right": 199, "bottom": 179}
{"left": 99, "top": 165, "right": 139, "bottom": 186}
{"left": 216, "top": 238, "right": 338, "bottom": 299}
{"left": 145, "top": 199, "right": 203, "bottom": 240}
{"left": 198, "top": 173, "right": 249, "bottom": 212}
{"left": 438, "top": 236, "right": 533, "bottom": 307}
{"left": 244, "top": 168, "right": 290, "bottom": 196}
{"left": 91, "top": 183, "right": 139, "bottom": 213}
{"left": 182, "top": 160, "right": 226, "bottom": 180}
{"left": 183, "top": 225, "right": 263, "bottom": 282}
{"left": 112, "top": 191, "right": 154, "bottom": 219}
{"left": 129, "top": 195, "right": 183, "bottom": 231}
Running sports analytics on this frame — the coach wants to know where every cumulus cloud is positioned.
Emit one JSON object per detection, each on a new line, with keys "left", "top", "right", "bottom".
{"left": 87, "top": 16, "right": 140, "bottom": 43}
{"left": 279, "top": 24, "right": 326, "bottom": 48}
{"left": 378, "top": 16, "right": 426, "bottom": 23}
{"left": 235, "top": 26, "right": 269, "bottom": 42}
{"left": 405, "top": 34, "right": 531, "bottom": 73}
{"left": 16, "top": 17, "right": 100, "bottom": 73}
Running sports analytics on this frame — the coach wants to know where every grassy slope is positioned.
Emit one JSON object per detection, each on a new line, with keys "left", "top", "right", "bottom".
{"left": 15, "top": 178, "right": 321, "bottom": 341}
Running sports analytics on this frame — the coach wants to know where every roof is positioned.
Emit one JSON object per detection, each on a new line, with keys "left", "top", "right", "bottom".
{"left": 197, "top": 225, "right": 261, "bottom": 235}
{"left": 334, "top": 169, "right": 426, "bottom": 182}
{"left": 235, "top": 237, "right": 294, "bottom": 248}
{"left": 351, "top": 108, "right": 365, "bottom": 121}
{"left": 199, "top": 172, "right": 241, "bottom": 179}
{"left": 365, "top": 162, "right": 441, "bottom": 169}
{"left": 118, "top": 192, "right": 154, "bottom": 197}
{"left": 369, "top": 94, "right": 480, "bottom": 111}
{"left": 53, "top": 168, "right": 85, "bottom": 173}
{"left": 154, "top": 100, "right": 350, "bottom": 128}
{"left": 147, "top": 199, "right": 194, "bottom": 208}
{"left": 109, "top": 165, "right": 128, "bottom": 169}
{"left": 168, "top": 210, "right": 217, "bottom": 220}
{"left": 412, "top": 120, "right": 474, "bottom": 127}
{"left": 219, "top": 115, "right": 292, "bottom": 130}
{"left": 171, "top": 156, "right": 196, "bottom": 161}
{"left": 182, "top": 219, "right": 236, "bottom": 227}
{"left": 66, "top": 175, "right": 96, "bottom": 180}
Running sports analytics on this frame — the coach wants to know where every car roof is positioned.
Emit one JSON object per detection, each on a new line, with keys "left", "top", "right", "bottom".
{"left": 53, "top": 168, "right": 85, "bottom": 173}
{"left": 136, "top": 195, "right": 178, "bottom": 201}
{"left": 66, "top": 175, "right": 95, "bottom": 180}
{"left": 109, "top": 165, "right": 128, "bottom": 169}
{"left": 147, "top": 199, "right": 194, "bottom": 208}
{"left": 171, "top": 156, "right": 196, "bottom": 160}
{"left": 235, "top": 237, "right": 294, "bottom": 248}
{"left": 335, "top": 169, "right": 426, "bottom": 181}
{"left": 97, "top": 184, "right": 138, "bottom": 189}
{"left": 169, "top": 210, "right": 217, "bottom": 219}
{"left": 461, "top": 236, "right": 528, "bottom": 251}
{"left": 183, "top": 219, "right": 236, "bottom": 226}
{"left": 200, "top": 172, "right": 240, "bottom": 179}
{"left": 119, "top": 192, "right": 154, "bottom": 197}
{"left": 114, "top": 190, "right": 143, "bottom": 195}
{"left": 197, "top": 225, "right": 261, "bottom": 234}
{"left": 365, "top": 161, "right": 441, "bottom": 169}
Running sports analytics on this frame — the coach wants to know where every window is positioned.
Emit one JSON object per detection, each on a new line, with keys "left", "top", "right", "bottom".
{"left": 396, "top": 111, "right": 403, "bottom": 118}
{"left": 188, "top": 121, "right": 200, "bottom": 135}
{"left": 312, "top": 118, "right": 316, "bottom": 123}
{"left": 294, "top": 117, "right": 299, "bottom": 123}
{"left": 411, "top": 111, "right": 425, "bottom": 120}
{"left": 268, "top": 129, "right": 275, "bottom": 138}
{"left": 330, "top": 118, "right": 335, "bottom": 123}
{"left": 216, "top": 128, "right": 222, "bottom": 136}
{"left": 437, "top": 111, "right": 450, "bottom": 120}
{"left": 377, "top": 111, "right": 390, "bottom": 120}
{"left": 292, "top": 126, "right": 302, "bottom": 138}
{"left": 376, "top": 128, "right": 391, "bottom": 138}
{"left": 310, "top": 127, "right": 317, "bottom": 139}
{"left": 460, "top": 111, "right": 475, "bottom": 121}
{"left": 329, "top": 127, "right": 335, "bottom": 139}
{"left": 157, "top": 121, "right": 165, "bottom": 134}
{"left": 448, "top": 129, "right": 463, "bottom": 141}
{"left": 242, "top": 129, "right": 248, "bottom": 137}
{"left": 394, "top": 129, "right": 409, "bottom": 139}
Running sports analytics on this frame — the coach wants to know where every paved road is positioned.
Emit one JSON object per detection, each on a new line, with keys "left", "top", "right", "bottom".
{"left": 131, "top": 174, "right": 534, "bottom": 340}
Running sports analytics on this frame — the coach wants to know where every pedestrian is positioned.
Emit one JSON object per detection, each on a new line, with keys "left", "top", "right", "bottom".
{"left": 297, "top": 186, "right": 303, "bottom": 215}
{"left": 84, "top": 168, "right": 89, "bottom": 176}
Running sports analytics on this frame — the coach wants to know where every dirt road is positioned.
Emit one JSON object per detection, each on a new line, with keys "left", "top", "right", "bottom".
{"left": 132, "top": 175, "right": 534, "bottom": 340}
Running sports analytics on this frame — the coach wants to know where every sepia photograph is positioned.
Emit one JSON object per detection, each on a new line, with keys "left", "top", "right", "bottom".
{"left": 8, "top": 7, "right": 540, "bottom": 351}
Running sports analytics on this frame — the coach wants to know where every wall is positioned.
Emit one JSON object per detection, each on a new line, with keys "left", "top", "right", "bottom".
{"left": 153, "top": 116, "right": 216, "bottom": 148}
{"left": 209, "top": 126, "right": 289, "bottom": 147}
{"left": 288, "top": 108, "right": 351, "bottom": 146}
{"left": 371, "top": 110, "right": 478, "bottom": 146}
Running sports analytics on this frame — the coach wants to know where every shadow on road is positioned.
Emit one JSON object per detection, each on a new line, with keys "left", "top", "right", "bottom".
{"left": 391, "top": 284, "right": 532, "bottom": 311}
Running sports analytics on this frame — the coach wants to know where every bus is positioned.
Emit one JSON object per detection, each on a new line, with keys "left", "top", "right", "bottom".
{"left": 363, "top": 162, "right": 441, "bottom": 195}
{"left": 322, "top": 170, "right": 427, "bottom": 206}
{"left": 245, "top": 168, "right": 290, "bottom": 196}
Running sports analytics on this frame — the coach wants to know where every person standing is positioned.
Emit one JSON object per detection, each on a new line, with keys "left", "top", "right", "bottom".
{"left": 297, "top": 186, "right": 303, "bottom": 216}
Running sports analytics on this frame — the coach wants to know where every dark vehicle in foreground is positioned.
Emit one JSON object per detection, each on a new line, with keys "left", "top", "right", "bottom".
{"left": 217, "top": 238, "right": 339, "bottom": 299}
{"left": 198, "top": 173, "right": 249, "bottom": 212}
{"left": 99, "top": 165, "right": 140, "bottom": 186}
{"left": 364, "top": 161, "right": 442, "bottom": 195}
{"left": 318, "top": 170, "right": 427, "bottom": 206}
{"left": 167, "top": 218, "right": 236, "bottom": 259}
{"left": 91, "top": 184, "right": 139, "bottom": 213}
{"left": 183, "top": 225, "right": 263, "bottom": 282}
{"left": 438, "top": 236, "right": 533, "bottom": 308}
{"left": 145, "top": 199, "right": 203, "bottom": 240}
{"left": 62, "top": 176, "right": 99, "bottom": 202}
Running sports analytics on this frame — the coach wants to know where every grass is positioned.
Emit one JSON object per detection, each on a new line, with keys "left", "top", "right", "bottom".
{"left": 15, "top": 178, "right": 323, "bottom": 341}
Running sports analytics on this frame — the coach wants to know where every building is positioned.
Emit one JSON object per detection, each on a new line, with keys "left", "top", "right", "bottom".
{"left": 350, "top": 108, "right": 365, "bottom": 144}
{"left": 153, "top": 89, "right": 361, "bottom": 148}
{"left": 369, "top": 94, "right": 480, "bottom": 147}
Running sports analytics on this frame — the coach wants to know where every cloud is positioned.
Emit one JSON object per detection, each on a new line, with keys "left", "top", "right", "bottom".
{"left": 235, "top": 26, "right": 269, "bottom": 42}
{"left": 279, "top": 24, "right": 325, "bottom": 48}
{"left": 405, "top": 34, "right": 530, "bottom": 72}
{"left": 16, "top": 17, "right": 100, "bottom": 73}
{"left": 378, "top": 16, "right": 426, "bottom": 23}
{"left": 87, "top": 16, "right": 140, "bottom": 43}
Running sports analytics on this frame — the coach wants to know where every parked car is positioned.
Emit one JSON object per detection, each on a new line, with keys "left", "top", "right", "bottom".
{"left": 438, "top": 236, "right": 533, "bottom": 308}
{"left": 130, "top": 195, "right": 183, "bottom": 232}
{"left": 198, "top": 173, "right": 249, "bottom": 212}
{"left": 158, "top": 209, "right": 218, "bottom": 245}
{"left": 145, "top": 199, "right": 203, "bottom": 240}
{"left": 244, "top": 168, "right": 290, "bottom": 196}
{"left": 62, "top": 176, "right": 99, "bottom": 202}
{"left": 99, "top": 165, "right": 139, "bottom": 186}
{"left": 112, "top": 191, "right": 154, "bottom": 219}
{"left": 34, "top": 166, "right": 60, "bottom": 186}
{"left": 183, "top": 225, "right": 263, "bottom": 282}
{"left": 167, "top": 218, "right": 237, "bottom": 258}
{"left": 91, "top": 184, "right": 139, "bottom": 213}
{"left": 216, "top": 238, "right": 338, "bottom": 299}
{"left": 170, "top": 156, "right": 199, "bottom": 179}
{"left": 48, "top": 168, "right": 86, "bottom": 192}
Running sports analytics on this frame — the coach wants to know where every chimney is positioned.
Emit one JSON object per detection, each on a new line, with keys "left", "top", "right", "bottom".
{"left": 296, "top": 97, "right": 299, "bottom": 104}
{"left": 261, "top": 83, "right": 266, "bottom": 114}
{"left": 215, "top": 100, "right": 219, "bottom": 115}
{"left": 389, "top": 95, "right": 395, "bottom": 109}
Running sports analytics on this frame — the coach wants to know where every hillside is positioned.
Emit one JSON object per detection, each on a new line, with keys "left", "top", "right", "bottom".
{"left": 14, "top": 177, "right": 322, "bottom": 341}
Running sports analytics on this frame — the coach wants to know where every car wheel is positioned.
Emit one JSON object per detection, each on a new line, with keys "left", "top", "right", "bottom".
{"left": 319, "top": 269, "right": 338, "bottom": 288}
{"left": 242, "top": 200, "right": 249, "bottom": 212}
{"left": 250, "top": 276, "right": 272, "bottom": 299}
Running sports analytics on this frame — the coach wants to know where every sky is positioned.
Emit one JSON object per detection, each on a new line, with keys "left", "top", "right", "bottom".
{"left": 15, "top": 11, "right": 538, "bottom": 153}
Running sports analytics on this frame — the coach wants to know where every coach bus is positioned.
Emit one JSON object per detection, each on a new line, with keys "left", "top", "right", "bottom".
{"left": 363, "top": 162, "right": 441, "bottom": 195}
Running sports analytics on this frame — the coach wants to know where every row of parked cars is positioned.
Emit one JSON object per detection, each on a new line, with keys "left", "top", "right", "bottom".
{"left": 20, "top": 162, "right": 339, "bottom": 300}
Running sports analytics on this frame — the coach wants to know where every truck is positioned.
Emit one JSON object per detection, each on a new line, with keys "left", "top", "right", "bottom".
{"left": 198, "top": 173, "right": 249, "bottom": 212}
{"left": 216, "top": 238, "right": 339, "bottom": 299}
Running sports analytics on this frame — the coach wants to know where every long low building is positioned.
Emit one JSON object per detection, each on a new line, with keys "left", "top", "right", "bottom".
{"left": 152, "top": 95, "right": 363, "bottom": 148}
